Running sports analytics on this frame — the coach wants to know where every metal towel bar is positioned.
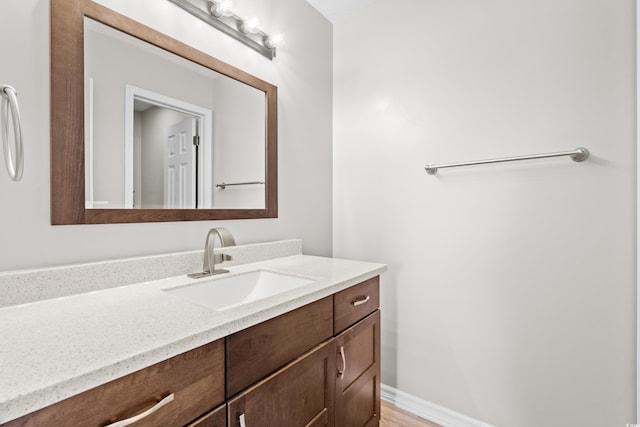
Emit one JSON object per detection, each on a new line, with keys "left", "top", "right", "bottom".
{"left": 216, "top": 181, "right": 265, "bottom": 190}
{"left": 0, "top": 85, "right": 24, "bottom": 181}
{"left": 424, "top": 147, "right": 589, "bottom": 175}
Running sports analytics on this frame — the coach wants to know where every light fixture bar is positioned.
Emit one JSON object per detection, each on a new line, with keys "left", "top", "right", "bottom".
{"left": 167, "top": 0, "right": 277, "bottom": 60}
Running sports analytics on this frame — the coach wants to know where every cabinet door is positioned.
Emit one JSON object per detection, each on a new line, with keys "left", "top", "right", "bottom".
{"left": 228, "top": 339, "right": 336, "bottom": 427}
{"left": 335, "top": 311, "right": 380, "bottom": 427}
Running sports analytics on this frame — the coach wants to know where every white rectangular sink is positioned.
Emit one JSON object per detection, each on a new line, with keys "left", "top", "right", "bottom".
{"left": 164, "top": 270, "right": 316, "bottom": 311}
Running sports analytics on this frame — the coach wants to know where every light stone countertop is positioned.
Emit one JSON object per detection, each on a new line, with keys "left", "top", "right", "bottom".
{"left": 0, "top": 254, "right": 386, "bottom": 424}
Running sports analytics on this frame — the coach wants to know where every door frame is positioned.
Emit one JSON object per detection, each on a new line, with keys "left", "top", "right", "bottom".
{"left": 636, "top": 0, "right": 640, "bottom": 423}
{"left": 124, "top": 84, "right": 213, "bottom": 208}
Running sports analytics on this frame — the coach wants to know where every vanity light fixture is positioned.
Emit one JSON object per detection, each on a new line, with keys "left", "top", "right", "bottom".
{"left": 167, "top": 0, "right": 283, "bottom": 60}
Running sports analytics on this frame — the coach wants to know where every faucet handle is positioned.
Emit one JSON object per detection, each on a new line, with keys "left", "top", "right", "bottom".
{"left": 214, "top": 253, "right": 233, "bottom": 264}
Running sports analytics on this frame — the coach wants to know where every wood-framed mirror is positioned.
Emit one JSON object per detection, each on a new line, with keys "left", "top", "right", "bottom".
{"left": 50, "top": 0, "right": 277, "bottom": 224}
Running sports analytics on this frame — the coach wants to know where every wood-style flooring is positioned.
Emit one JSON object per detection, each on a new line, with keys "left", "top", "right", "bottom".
{"left": 380, "top": 401, "right": 442, "bottom": 427}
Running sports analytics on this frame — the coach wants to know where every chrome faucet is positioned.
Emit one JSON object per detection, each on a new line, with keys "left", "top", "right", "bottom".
{"left": 188, "top": 228, "right": 236, "bottom": 279}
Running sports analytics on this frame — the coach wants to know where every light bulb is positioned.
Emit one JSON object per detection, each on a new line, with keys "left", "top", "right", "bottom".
{"left": 239, "top": 17, "right": 260, "bottom": 34}
{"left": 264, "top": 34, "right": 283, "bottom": 49}
{"left": 208, "top": 0, "right": 234, "bottom": 18}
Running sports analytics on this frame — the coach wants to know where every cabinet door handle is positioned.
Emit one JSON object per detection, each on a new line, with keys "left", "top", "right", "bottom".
{"left": 351, "top": 295, "right": 370, "bottom": 307}
{"left": 104, "top": 393, "right": 174, "bottom": 427}
{"left": 337, "top": 345, "right": 346, "bottom": 380}
{"left": 239, "top": 413, "right": 247, "bottom": 427}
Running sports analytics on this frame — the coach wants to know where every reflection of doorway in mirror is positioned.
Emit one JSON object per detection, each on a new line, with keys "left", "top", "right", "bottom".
{"left": 135, "top": 106, "right": 196, "bottom": 208}
{"left": 164, "top": 117, "right": 197, "bottom": 209}
{"left": 125, "top": 84, "right": 213, "bottom": 209}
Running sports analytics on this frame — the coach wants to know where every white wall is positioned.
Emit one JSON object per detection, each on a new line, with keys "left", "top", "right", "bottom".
{"left": 333, "top": 0, "right": 636, "bottom": 426}
{"left": 211, "top": 74, "right": 265, "bottom": 209}
{"left": 0, "top": 0, "right": 332, "bottom": 271}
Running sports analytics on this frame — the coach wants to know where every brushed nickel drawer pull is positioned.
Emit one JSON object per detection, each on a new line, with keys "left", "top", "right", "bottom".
{"left": 239, "top": 413, "right": 247, "bottom": 427}
{"left": 105, "top": 393, "right": 175, "bottom": 427}
{"left": 337, "top": 346, "right": 346, "bottom": 380}
{"left": 351, "top": 295, "right": 370, "bottom": 307}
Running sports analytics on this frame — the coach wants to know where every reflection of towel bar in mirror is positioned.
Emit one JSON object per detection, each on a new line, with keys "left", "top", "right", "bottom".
{"left": 216, "top": 181, "right": 265, "bottom": 190}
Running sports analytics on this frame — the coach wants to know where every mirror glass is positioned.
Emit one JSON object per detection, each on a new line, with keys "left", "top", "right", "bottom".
{"left": 84, "top": 18, "right": 266, "bottom": 210}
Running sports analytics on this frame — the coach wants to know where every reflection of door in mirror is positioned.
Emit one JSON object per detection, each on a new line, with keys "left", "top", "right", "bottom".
{"left": 127, "top": 86, "right": 212, "bottom": 209}
{"left": 163, "top": 116, "right": 196, "bottom": 209}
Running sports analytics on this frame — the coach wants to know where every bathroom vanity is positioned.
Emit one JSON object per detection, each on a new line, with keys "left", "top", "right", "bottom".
{"left": 0, "top": 244, "right": 385, "bottom": 427}
{"left": 0, "top": 0, "right": 386, "bottom": 422}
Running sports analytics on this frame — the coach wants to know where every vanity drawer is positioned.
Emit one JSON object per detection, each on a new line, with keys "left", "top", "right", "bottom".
{"left": 226, "top": 296, "right": 333, "bottom": 398}
{"left": 334, "top": 276, "right": 380, "bottom": 334}
{"left": 4, "top": 340, "right": 225, "bottom": 427}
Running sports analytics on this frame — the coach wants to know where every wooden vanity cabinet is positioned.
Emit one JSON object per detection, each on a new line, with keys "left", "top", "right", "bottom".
{"left": 3, "top": 340, "right": 225, "bottom": 427}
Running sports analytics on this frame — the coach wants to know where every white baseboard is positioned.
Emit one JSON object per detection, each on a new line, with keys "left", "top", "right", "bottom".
{"left": 381, "top": 384, "right": 496, "bottom": 427}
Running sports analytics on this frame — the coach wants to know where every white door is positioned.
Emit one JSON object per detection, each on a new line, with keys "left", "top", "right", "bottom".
{"left": 164, "top": 117, "right": 197, "bottom": 208}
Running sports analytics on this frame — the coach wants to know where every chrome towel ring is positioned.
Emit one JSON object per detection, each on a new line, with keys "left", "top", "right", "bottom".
{"left": 1, "top": 85, "right": 24, "bottom": 181}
